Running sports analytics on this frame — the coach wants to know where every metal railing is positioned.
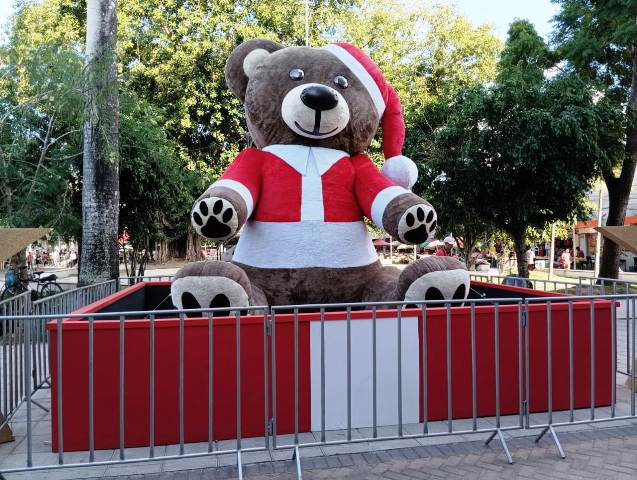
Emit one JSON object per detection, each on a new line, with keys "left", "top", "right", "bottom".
{"left": 0, "top": 291, "right": 32, "bottom": 426}
{"left": 118, "top": 275, "right": 174, "bottom": 288}
{"left": 0, "top": 280, "right": 117, "bottom": 430}
{"left": 469, "top": 272, "right": 581, "bottom": 294}
{"left": 472, "top": 273, "right": 637, "bottom": 378}
{"left": 0, "top": 292, "right": 631, "bottom": 477}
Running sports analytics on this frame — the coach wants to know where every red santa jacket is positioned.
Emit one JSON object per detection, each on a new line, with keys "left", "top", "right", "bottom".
{"left": 211, "top": 144, "right": 408, "bottom": 269}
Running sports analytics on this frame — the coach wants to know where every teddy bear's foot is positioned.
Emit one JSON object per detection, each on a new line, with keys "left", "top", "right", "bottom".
{"left": 397, "top": 256, "right": 469, "bottom": 302}
{"left": 171, "top": 261, "right": 262, "bottom": 314}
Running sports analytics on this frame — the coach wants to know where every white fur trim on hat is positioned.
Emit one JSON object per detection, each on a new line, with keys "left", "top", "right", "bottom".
{"left": 321, "top": 44, "right": 385, "bottom": 117}
{"left": 381, "top": 155, "right": 418, "bottom": 189}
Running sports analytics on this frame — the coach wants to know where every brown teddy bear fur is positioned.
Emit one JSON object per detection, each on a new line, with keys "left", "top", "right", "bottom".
{"left": 171, "top": 39, "right": 466, "bottom": 309}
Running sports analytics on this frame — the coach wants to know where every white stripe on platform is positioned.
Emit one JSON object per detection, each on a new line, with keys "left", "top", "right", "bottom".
{"left": 233, "top": 221, "right": 377, "bottom": 268}
{"left": 211, "top": 179, "right": 254, "bottom": 217}
{"left": 310, "top": 316, "right": 420, "bottom": 431}
{"left": 321, "top": 44, "right": 386, "bottom": 117}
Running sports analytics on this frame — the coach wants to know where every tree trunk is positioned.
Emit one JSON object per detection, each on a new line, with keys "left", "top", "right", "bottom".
{"left": 185, "top": 233, "right": 203, "bottom": 262}
{"left": 510, "top": 227, "right": 529, "bottom": 278}
{"left": 78, "top": 0, "right": 120, "bottom": 286}
{"left": 169, "top": 236, "right": 187, "bottom": 259}
{"left": 599, "top": 47, "right": 637, "bottom": 279}
{"left": 462, "top": 232, "right": 476, "bottom": 270}
{"left": 155, "top": 239, "right": 168, "bottom": 263}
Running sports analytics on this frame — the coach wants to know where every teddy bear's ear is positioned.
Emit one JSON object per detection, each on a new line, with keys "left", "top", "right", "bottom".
{"left": 225, "top": 39, "right": 284, "bottom": 100}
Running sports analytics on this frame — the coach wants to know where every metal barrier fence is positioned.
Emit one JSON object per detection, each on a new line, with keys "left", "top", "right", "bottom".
{"left": 469, "top": 272, "right": 582, "bottom": 294}
{"left": 0, "top": 291, "right": 32, "bottom": 428}
{"left": 118, "top": 275, "right": 174, "bottom": 288}
{"left": 0, "top": 280, "right": 117, "bottom": 431}
{"left": 577, "top": 276, "right": 637, "bottom": 295}
{"left": 0, "top": 293, "right": 632, "bottom": 477}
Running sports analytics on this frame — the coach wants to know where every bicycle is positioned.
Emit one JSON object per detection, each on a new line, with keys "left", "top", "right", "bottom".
{"left": 0, "top": 265, "right": 29, "bottom": 300}
{"left": 31, "top": 270, "right": 64, "bottom": 298}
{"left": 0, "top": 266, "right": 63, "bottom": 301}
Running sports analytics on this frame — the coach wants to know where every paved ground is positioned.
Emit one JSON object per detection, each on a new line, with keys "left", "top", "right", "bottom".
{"left": 61, "top": 422, "right": 637, "bottom": 479}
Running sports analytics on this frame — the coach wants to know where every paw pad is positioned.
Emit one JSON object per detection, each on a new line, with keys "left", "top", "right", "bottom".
{"left": 192, "top": 197, "right": 238, "bottom": 239}
{"left": 399, "top": 204, "right": 437, "bottom": 244}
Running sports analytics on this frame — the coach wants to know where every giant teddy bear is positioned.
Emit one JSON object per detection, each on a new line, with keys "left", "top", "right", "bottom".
{"left": 171, "top": 39, "right": 469, "bottom": 309}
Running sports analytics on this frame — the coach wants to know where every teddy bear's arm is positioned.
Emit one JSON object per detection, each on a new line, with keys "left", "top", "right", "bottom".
{"left": 191, "top": 148, "right": 262, "bottom": 241}
{"left": 351, "top": 154, "right": 437, "bottom": 245}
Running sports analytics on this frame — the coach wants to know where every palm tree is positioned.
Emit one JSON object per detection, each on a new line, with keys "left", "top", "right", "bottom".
{"left": 79, "top": 0, "right": 120, "bottom": 285}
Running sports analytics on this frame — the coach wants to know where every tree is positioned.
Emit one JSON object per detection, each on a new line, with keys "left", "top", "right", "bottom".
{"left": 0, "top": 3, "right": 206, "bottom": 280}
{"left": 4, "top": 0, "right": 505, "bottom": 267}
{"left": 117, "top": 91, "right": 197, "bottom": 276}
{"left": 422, "top": 21, "right": 605, "bottom": 277}
{"left": 553, "top": 0, "right": 637, "bottom": 278}
{"left": 79, "top": 0, "right": 120, "bottom": 285}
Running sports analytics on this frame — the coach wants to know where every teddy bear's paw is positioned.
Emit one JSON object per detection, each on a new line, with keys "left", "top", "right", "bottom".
{"left": 192, "top": 197, "right": 239, "bottom": 240}
{"left": 397, "top": 203, "right": 437, "bottom": 244}
{"left": 171, "top": 274, "right": 250, "bottom": 317}
{"left": 400, "top": 256, "right": 469, "bottom": 303}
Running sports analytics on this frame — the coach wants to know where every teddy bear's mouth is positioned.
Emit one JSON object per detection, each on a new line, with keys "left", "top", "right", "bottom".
{"left": 294, "top": 120, "right": 339, "bottom": 137}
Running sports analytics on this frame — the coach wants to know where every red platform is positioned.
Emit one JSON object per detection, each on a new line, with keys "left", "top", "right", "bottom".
{"left": 49, "top": 281, "right": 613, "bottom": 451}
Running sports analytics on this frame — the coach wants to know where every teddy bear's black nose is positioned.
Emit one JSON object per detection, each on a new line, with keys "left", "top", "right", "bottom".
{"left": 300, "top": 85, "right": 338, "bottom": 111}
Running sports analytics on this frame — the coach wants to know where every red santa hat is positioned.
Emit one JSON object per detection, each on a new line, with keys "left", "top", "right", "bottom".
{"left": 322, "top": 42, "right": 418, "bottom": 189}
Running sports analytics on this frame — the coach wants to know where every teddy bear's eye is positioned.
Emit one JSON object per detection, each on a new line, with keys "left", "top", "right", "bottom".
{"left": 289, "top": 68, "right": 304, "bottom": 81}
{"left": 334, "top": 75, "right": 349, "bottom": 89}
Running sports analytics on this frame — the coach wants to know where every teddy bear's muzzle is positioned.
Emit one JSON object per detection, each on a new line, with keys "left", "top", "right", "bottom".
{"left": 281, "top": 83, "right": 350, "bottom": 139}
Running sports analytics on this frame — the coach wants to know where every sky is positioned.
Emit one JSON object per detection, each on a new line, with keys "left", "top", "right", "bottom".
{"left": 0, "top": 0, "right": 560, "bottom": 41}
{"left": 0, "top": 0, "right": 11, "bottom": 25}
{"left": 453, "top": 0, "right": 561, "bottom": 41}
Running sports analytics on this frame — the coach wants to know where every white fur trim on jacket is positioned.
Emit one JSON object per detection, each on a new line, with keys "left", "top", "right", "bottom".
{"left": 210, "top": 179, "right": 254, "bottom": 217}
{"left": 381, "top": 155, "right": 418, "bottom": 189}
{"left": 370, "top": 186, "right": 409, "bottom": 231}
{"left": 233, "top": 221, "right": 378, "bottom": 268}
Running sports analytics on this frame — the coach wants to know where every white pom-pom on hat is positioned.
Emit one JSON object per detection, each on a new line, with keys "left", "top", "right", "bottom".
{"left": 322, "top": 42, "right": 419, "bottom": 189}
{"left": 381, "top": 155, "right": 418, "bottom": 189}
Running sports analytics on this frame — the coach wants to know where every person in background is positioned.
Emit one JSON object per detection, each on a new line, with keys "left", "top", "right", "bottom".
{"left": 436, "top": 236, "right": 455, "bottom": 256}
{"left": 524, "top": 245, "right": 535, "bottom": 270}
{"left": 575, "top": 246, "right": 585, "bottom": 270}
{"left": 506, "top": 251, "right": 517, "bottom": 274}
{"left": 559, "top": 248, "right": 571, "bottom": 270}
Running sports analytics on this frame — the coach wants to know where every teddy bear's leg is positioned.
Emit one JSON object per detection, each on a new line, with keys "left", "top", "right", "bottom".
{"left": 171, "top": 261, "right": 266, "bottom": 312}
{"left": 396, "top": 256, "right": 470, "bottom": 302}
{"left": 361, "top": 266, "right": 402, "bottom": 302}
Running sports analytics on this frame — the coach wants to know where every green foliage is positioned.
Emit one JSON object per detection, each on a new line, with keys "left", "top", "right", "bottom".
{"left": 414, "top": 21, "right": 606, "bottom": 273}
{"left": 497, "top": 19, "right": 552, "bottom": 86}
{"left": 118, "top": 91, "right": 196, "bottom": 250}
{"left": 552, "top": 0, "right": 635, "bottom": 171}
{"left": 0, "top": 35, "right": 197, "bottom": 250}
{"left": 1, "top": 0, "right": 503, "bottom": 251}
{"left": 552, "top": 0, "right": 636, "bottom": 98}
{"left": 552, "top": 0, "right": 637, "bottom": 277}
{"left": 0, "top": 42, "right": 84, "bottom": 238}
